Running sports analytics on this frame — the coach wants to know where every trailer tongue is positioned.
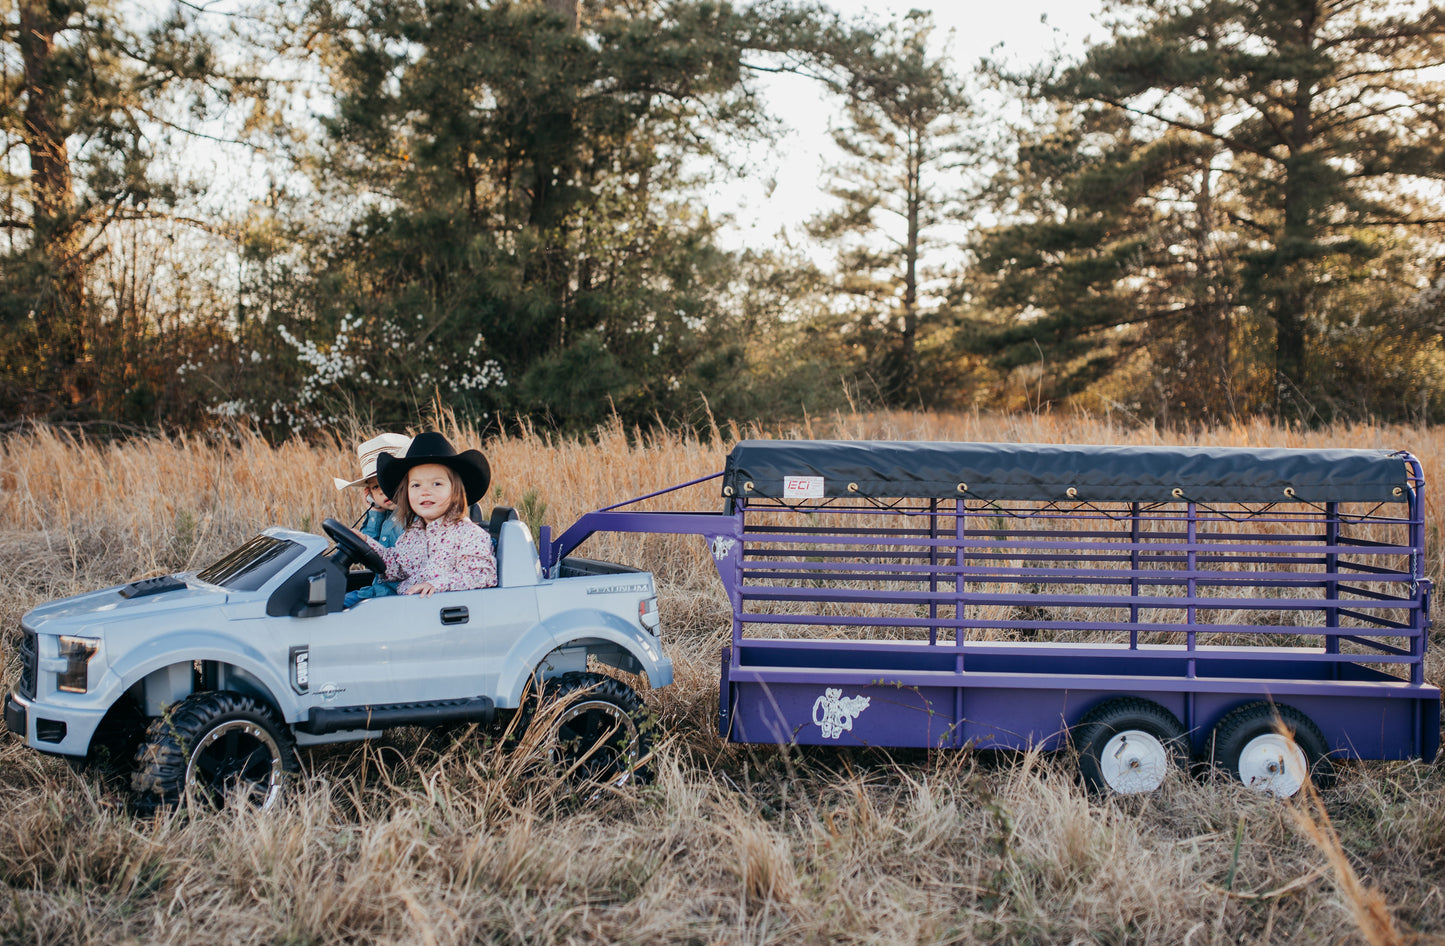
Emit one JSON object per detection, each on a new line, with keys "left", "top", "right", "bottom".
{"left": 544, "top": 440, "right": 1439, "bottom": 796}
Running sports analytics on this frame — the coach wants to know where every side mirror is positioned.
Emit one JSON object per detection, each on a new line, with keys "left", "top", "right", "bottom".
{"left": 295, "top": 573, "right": 328, "bottom": 617}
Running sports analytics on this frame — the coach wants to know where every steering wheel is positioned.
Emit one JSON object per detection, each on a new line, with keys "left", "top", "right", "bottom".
{"left": 323, "top": 518, "right": 387, "bottom": 575}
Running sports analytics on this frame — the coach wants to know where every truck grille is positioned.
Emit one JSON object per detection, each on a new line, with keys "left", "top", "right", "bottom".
{"left": 16, "top": 627, "right": 37, "bottom": 700}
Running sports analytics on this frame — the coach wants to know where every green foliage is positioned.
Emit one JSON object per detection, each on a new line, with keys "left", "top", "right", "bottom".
{"left": 968, "top": 0, "right": 1445, "bottom": 423}
{"left": 214, "top": 0, "right": 803, "bottom": 435}
{"left": 0, "top": 0, "right": 866, "bottom": 436}
{"left": 0, "top": 0, "right": 242, "bottom": 425}
{"left": 8, "top": 0, "right": 1443, "bottom": 434}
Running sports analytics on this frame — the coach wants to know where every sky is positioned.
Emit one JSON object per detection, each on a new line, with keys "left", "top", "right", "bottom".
{"left": 712, "top": 0, "right": 1106, "bottom": 249}
{"left": 168, "top": 0, "right": 1109, "bottom": 260}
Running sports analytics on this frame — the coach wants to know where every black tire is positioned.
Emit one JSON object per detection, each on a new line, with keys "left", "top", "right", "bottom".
{"left": 1073, "top": 697, "right": 1189, "bottom": 795}
{"left": 129, "top": 691, "right": 298, "bottom": 815}
{"left": 523, "top": 672, "right": 653, "bottom": 786}
{"left": 1210, "top": 701, "right": 1333, "bottom": 796}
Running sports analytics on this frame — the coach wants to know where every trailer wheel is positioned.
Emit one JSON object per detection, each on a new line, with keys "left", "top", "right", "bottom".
{"left": 1210, "top": 702, "right": 1332, "bottom": 797}
{"left": 130, "top": 691, "right": 298, "bottom": 814}
{"left": 532, "top": 672, "right": 652, "bottom": 786}
{"left": 1073, "top": 698, "right": 1189, "bottom": 794}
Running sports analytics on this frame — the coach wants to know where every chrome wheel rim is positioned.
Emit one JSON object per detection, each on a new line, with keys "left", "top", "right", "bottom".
{"left": 185, "top": 719, "right": 285, "bottom": 809}
{"left": 1099, "top": 730, "right": 1170, "bottom": 794}
{"left": 550, "top": 699, "right": 641, "bottom": 785}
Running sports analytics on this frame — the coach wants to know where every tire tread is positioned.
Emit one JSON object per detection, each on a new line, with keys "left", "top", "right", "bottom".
{"left": 1073, "top": 696, "right": 1189, "bottom": 794}
{"left": 129, "top": 690, "right": 297, "bottom": 815}
{"left": 1210, "top": 700, "right": 1332, "bottom": 792}
{"left": 528, "top": 671, "right": 654, "bottom": 785}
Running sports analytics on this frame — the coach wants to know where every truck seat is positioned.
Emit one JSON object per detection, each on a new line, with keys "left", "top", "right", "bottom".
{"left": 486, "top": 506, "right": 518, "bottom": 547}
{"left": 495, "top": 518, "right": 541, "bottom": 587}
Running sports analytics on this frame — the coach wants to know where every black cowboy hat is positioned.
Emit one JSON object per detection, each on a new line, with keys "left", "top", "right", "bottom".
{"left": 376, "top": 430, "right": 491, "bottom": 506}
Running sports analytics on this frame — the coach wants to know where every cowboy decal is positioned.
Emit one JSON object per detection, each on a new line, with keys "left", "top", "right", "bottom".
{"left": 812, "top": 687, "right": 871, "bottom": 739}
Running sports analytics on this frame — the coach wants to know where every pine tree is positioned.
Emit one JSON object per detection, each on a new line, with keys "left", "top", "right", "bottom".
{"left": 1, "top": 0, "right": 219, "bottom": 419}
{"left": 969, "top": 0, "right": 1445, "bottom": 420}
{"left": 807, "top": 11, "right": 969, "bottom": 404}
{"left": 254, "top": 0, "right": 847, "bottom": 431}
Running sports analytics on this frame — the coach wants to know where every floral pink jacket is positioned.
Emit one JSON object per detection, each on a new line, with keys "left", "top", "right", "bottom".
{"left": 363, "top": 516, "right": 497, "bottom": 593}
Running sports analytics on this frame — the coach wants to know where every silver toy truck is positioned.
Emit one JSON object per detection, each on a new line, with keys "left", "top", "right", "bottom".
{"left": 5, "top": 508, "right": 667, "bottom": 811}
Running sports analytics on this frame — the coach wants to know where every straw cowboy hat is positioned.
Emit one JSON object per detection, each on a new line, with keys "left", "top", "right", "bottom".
{"left": 376, "top": 431, "right": 491, "bottom": 506}
{"left": 332, "top": 433, "right": 414, "bottom": 490}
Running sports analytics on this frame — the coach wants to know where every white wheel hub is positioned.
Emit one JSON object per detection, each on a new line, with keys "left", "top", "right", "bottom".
{"left": 1236, "top": 733, "right": 1308, "bottom": 797}
{"left": 1099, "top": 730, "right": 1171, "bottom": 794}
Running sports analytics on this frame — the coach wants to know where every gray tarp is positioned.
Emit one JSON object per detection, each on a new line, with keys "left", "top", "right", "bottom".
{"left": 722, "top": 440, "right": 1416, "bottom": 504}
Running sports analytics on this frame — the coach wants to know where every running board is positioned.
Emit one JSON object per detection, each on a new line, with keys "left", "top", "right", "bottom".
{"left": 298, "top": 696, "right": 496, "bottom": 735}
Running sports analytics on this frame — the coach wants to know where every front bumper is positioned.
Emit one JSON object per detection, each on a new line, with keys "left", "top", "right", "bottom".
{"left": 4, "top": 692, "right": 25, "bottom": 738}
{"left": 3, "top": 690, "right": 104, "bottom": 757}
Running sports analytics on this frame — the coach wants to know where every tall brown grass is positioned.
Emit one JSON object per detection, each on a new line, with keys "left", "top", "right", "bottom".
{"left": 1, "top": 412, "right": 1442, "bottom": 944}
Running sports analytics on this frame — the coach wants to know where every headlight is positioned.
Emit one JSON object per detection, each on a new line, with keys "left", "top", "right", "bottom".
{"left": 57, "top": 636, "right": 99, "bottom": 693}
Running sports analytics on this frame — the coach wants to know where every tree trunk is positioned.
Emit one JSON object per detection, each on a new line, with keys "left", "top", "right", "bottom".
{"left": 896, "top": 134, "right": 921, "bottom": 401}
{"left": 18, "top": 0, "right": 88, "bottom": 405}
{"left": 1272, "top": 1, "right": 1320, "bottom": 415}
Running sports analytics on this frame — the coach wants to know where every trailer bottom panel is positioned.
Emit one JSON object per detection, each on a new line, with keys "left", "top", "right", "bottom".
{"left": 720, "top": 645, "right": 1440, "bottom": 761}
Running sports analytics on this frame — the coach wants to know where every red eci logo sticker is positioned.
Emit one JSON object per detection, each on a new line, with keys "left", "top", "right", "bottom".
{"left": 783, "top": 475, "right": 824, "bottom": 498}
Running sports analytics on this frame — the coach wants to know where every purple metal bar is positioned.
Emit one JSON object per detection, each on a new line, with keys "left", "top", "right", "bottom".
{"left": 1130, "top": 502, "right": 1141, "bottom": 648}
{"left": 544, "top": 509, "right": 739, "bottom": 572}
{"left": 740, "top": 559, "right": 1414, "bottom": 584}
{"left": 927, "top": 499, "right": 940, "bottom": 645}
{"left": 737, "top": 586, "right": 1421, "bottom": 611}
{"left": 592, "top": 471, "right": 725, "bottom": 513}
{"left": 734, "top": 613, "right": 1419, "bottom": 647}
{"left": 1407, "top": 454, "right": 1430, "bottom": 685}
{"left": 542, "top": 471, "right": 729, "bottom": 570}
{"left": 1326, "top": 501, "right": 1341, "bottom": 673}
{"left": 740, "top": 532, "right": 1416, "bottom": 556}
{"left": 720, "top": 665, "right": 1427, "bottom": 696}
{"left": 729, "top": 635, "right": 1417, "bottom": 654}
{"left": 953, "top": 496, "right": 965, "bottom": 733}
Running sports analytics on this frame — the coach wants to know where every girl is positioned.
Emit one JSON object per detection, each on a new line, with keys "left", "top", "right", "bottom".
{"left": 363, "top": 431, "right": 497, "bottom": 596}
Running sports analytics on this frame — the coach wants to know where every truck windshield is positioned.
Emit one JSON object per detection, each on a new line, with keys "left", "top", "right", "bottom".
{"left": 195, "top": 535, "right": 305, "bottom": 591}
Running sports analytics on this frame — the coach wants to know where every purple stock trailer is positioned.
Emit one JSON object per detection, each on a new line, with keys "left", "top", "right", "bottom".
{"left": 542, "top": 441, "right": 1440, "bottom": 796}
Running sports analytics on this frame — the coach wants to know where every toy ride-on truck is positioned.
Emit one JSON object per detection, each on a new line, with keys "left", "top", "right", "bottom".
{"left": 5, "top": 507, "right": 666, "bottom": 810}
{"left": 544, "top": 440, "right": 1440, "bottom": 796}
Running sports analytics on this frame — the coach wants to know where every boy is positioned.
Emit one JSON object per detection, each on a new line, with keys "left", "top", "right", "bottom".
{"left": 334, "top": 433, "right": 412, "bottom": 607}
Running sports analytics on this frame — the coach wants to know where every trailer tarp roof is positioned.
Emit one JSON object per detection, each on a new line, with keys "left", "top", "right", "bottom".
{"left": 722, "top": 440, "right": 1416, "bottom": 504}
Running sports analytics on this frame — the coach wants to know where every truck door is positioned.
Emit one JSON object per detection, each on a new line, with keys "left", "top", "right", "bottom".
{"left": 296, "top": 587, "right": 540, "bottom": 709}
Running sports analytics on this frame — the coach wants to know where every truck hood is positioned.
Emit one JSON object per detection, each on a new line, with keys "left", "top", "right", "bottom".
{"left": 21, "top": 577, "right": 229, "bottom": 635}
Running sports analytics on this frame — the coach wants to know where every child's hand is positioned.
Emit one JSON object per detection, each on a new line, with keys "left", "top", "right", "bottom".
{"left": 406, "top": 582, "right": 437, "bottom": 597}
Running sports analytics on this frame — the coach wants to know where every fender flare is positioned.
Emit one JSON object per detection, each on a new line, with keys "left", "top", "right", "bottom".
{"left": 96, "top": 630, "right": 297, "bottom": 721}
{"left": 496, "top": 609, "right": 672, "bottom": 708}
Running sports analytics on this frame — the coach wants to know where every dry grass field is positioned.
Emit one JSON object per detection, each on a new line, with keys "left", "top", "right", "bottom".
{"left": 2, "top": 411, "right": 1443, "bottom": 945}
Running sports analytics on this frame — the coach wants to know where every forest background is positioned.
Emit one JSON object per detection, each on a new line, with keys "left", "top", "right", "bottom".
{"left": 4, "top": 0, "right": 1445, "bottom": 437}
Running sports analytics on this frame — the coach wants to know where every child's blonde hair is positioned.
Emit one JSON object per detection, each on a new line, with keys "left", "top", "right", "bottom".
{"left": 393, "top": 464, "right": 471, "bottom": 529}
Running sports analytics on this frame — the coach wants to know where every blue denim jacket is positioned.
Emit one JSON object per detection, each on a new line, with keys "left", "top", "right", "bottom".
{"left": 349, "top": 508, "right": 403, "bottom": 601}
